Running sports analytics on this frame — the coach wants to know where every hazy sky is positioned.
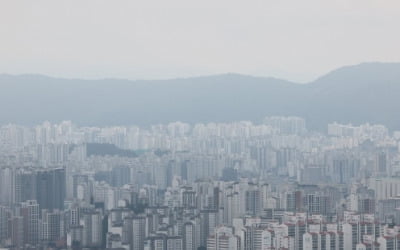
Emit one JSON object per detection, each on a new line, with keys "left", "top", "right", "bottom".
{"left": 1, "top": 0, "right": 399, "bottom": 82}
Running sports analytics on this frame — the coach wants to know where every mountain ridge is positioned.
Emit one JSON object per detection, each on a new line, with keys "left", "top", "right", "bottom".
{"left": 3, "top": 62, "right": 398, "bottom": 84}
{"left": 1, "top": 62, "right": 399, "bottom": 131}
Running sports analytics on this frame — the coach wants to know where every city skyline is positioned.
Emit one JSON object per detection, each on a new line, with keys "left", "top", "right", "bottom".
{"left": 1, "top": 1, "right": 399, "bottom": 249}
{"left": 1, "top": 116, "right": 400, "bottom": 249}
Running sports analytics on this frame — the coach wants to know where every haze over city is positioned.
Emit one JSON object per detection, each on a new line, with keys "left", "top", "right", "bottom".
{"left": 1, "top": 1, "right": 400, "bottom": 250}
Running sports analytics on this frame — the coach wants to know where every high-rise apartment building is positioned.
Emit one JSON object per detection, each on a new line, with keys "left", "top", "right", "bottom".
{"left": 36, "top": 168, "right": 66, "bottom": 211}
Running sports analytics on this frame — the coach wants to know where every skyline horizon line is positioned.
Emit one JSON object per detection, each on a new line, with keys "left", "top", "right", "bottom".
{"left": 0, "top": 117, "right": 391, "bottom": 132}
